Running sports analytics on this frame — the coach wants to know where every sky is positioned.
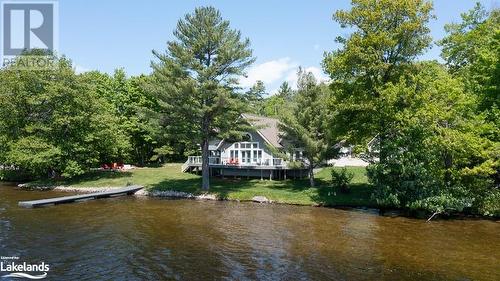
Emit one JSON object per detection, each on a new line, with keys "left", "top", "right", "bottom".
{"left": 58, "top": 0, "right": 498, "bottom": 94}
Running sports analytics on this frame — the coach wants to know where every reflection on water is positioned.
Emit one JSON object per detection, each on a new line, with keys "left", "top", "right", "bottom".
{"left": 1, "top": 183, "right": 499, "bottom": 280}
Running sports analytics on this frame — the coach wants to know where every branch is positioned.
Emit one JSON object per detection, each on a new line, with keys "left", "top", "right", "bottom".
{"left": 426, "top": 211, "right": 440, "bottom": 222}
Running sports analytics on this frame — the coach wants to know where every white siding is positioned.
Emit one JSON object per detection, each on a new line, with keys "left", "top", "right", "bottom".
{"left": 219, "top": 131, "right": 276, "bottom": 165}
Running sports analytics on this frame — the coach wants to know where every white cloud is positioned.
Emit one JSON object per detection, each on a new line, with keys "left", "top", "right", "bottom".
{"left": 239, "top": 57, "right": 297, "bottom": 88}
{"left": 74, "top": 64, "right": 90, "bottom": 74}
{"left": 240, "top": 57, "right": 330, "bottom": 95}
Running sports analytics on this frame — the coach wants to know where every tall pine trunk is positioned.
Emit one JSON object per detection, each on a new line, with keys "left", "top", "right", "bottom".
{"left": 308, "top": 161, "right": 315, "bottom": 187}
{"left": 201, "top": 119, "right": 210, "bottom": 190}
{"left": 201, "top": 137, "right": 210, "bottom": 190}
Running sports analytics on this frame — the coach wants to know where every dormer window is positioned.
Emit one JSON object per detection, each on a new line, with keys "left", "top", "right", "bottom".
{"left": 243, "top": 133, "right": 252, "bottom": 142}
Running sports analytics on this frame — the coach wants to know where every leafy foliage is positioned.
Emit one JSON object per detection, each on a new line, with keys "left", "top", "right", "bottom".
{"left": 323, "top": 0, "right": 434, "bottom": 149}
{"left": 323, "top": 1, "right": 499, "bottom": 216}
{"left": 440, "top": 3, "right": 500, "bottom": 137}
{"left": 331, "top": 167, "right": 354, "bottom": 193}
{"left": 0, "top": 53, "right": 129, "bottom": 179}
{"left": 260, "top": 82, "right": 294, "bottom": 117}
{"left": 79, "top": 70, "right": 162, "bottom": 165}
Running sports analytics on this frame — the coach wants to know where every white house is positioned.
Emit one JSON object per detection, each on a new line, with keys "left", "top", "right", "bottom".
{"left": 327, "top": 136, "right": 379, "bottom": 167}
{"left": 182, "top": 113, "right": 308, "bottom": 180}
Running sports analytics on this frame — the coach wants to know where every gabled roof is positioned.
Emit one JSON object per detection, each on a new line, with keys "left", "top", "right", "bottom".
{"left": 241, "top": 113, "right": 282, "bottom": 148}
{"left": 209, "top": 139, "right": 224, "bottom": 151}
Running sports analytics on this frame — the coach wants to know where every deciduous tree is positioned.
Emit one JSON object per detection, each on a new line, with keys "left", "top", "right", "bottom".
{"left": 323, "top": 0, "right": 434, "bottom": 162}
{"left": 0, "top": 52, "right": 129, "bottom": 179}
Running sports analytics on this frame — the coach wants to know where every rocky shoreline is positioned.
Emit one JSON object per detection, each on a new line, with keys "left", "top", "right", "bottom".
{"left": 17, "top": 184, "right": 270, "bottom": 203}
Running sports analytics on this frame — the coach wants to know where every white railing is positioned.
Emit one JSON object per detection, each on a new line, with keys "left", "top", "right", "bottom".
{"left": 185, "top": 156, "right": 285, "bottom": 167}
{"left": 187, "top": 156, "right": 202, "bottom": 164}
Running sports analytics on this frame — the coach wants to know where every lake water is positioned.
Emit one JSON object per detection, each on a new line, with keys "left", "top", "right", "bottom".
{"left": 1, "top": 182, "right": 499, "bottom": 280}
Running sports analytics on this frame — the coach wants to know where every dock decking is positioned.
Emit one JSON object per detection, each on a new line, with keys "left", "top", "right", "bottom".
{"left": 18, "top": 185, "right": 143, "bottom": 208}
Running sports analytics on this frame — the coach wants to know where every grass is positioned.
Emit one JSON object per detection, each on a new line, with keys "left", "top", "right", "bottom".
{"left": 28, "top": 164, "right": 376, "bottom": 207}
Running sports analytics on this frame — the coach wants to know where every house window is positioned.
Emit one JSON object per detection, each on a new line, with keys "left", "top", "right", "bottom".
{"left": 243, "top": 133, "right": 252, "bottom": 141}
{"left": 229, "top": 142, "right": 262, "bottom": 165}
{"left": 241, "top": 150, "right": 251, "bottom": 163}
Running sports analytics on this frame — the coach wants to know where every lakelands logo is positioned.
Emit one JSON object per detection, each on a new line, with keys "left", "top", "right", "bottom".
{"left": 0, "top": 256, "right": 49, "bottom": 279}
{"left": 0, "top": 0, "right": 59, "bottom": 69}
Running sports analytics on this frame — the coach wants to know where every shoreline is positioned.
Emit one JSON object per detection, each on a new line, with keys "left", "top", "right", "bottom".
{"left": 17, "top": 184, "right": 345, "bottom": 206}
{"left": 19, "top": 184, "right": 235, "bottom": 202}
{"left": 17, "top": 184, "right": 500, "bottom": 221}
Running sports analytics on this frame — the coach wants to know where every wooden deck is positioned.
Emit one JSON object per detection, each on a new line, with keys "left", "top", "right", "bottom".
{"left": 185, "top": 163, "right": 288, "bottom": 170}
{"left": 18, "top": 185, "right": 143, "bottom": 208}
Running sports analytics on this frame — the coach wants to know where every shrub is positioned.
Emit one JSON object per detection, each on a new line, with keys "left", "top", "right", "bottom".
{"left": 331, "top": 167, "right": 354, "bottom": 193}
{"left": 478, "top": 190, "right": 500, "bottom": 217}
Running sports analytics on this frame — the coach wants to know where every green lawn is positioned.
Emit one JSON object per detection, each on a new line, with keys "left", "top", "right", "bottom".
{"left": 28, "top": 164, "right": 376, "bottom": 207}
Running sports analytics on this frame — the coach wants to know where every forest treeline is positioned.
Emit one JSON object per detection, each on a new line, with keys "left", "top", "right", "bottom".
{"left": 0, "top": 1, "right": 498, "bottom": 215}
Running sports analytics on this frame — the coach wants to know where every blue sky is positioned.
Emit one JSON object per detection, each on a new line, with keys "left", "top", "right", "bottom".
{"left": 59, "top": 0, "right": 497, "bottom": 93}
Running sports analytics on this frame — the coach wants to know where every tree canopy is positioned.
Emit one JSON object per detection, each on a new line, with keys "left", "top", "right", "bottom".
{"left": 0, "top": 53, "right": 129, "bottom": 179}
{"left": 440, "top": 3, "right": 499, "bottom": 136}
{"left": 323, "top": 0, "right": 499, "bottom": 216}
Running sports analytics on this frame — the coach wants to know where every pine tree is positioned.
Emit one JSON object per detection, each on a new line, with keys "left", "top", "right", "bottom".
{"left": 244, "top": 80, "right": 266, "bottom": 114}
{"left": 149, "top": 7, "right": 255, "bottom": 190}
{"left": 279, "top": 68, "right": 336, "bottom": 187}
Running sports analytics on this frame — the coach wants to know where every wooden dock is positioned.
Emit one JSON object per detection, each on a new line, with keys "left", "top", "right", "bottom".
{"left": 18, "top": 185, "right": 143, "bottom": 208}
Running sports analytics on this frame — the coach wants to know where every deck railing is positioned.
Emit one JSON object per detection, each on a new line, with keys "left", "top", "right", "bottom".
{"left": 185, "top": 156, "right": 285, "bottom": 167}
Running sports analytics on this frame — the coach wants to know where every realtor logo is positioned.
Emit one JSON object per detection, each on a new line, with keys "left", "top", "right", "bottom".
{"left": 0, "top": 256, "right": 50, "bottom": 280}
{"left": 1, "top": 1, "right": 58, "bottom": 69}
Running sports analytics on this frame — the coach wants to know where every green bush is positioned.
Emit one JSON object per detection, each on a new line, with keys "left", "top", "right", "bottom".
{"left": 331, "top": 167, "right": 354, "bottom": 193}
{"left": 478, "top": 190, "right": 500, "bottom": 217}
